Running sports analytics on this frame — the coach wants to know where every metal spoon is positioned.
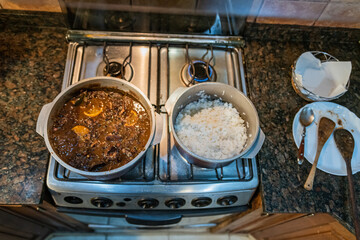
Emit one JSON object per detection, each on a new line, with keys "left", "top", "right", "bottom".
{"left": 298, "top": 107, "right": 315, "bottom": 165}
{"left": 334, "top": 129, "right": 360, "bottom": 239}
{"left": 304, "top": 117, "right": 335, "bottom": 190}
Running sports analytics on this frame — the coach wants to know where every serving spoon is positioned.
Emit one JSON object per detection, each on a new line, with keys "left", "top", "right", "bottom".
{"left": 334, "top": 128, "right": 360, "bottom": 239}
{"left": 304, "top": 117, "right": 335, "bottom": 190}
{"left": 298, "top": 107, "right": 315, "bottom": 165}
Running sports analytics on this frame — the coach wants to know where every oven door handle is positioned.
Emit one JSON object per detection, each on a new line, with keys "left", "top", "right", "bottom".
{"left": 125, "top": 214, "right": 182, "bottom": 226}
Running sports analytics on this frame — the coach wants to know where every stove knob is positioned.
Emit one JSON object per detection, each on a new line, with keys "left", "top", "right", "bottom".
{"left": 138, "top": 198, "right": 159, "bottom": 209}
{"left": 217, "top": 196, "right": 238, "bottom": 206}
{"left": 91, "top": 197, "right": 113, "bottom": 208}
{"left": 165, "top": 198, "right": 186, "bottom": 209}
{"left": 64, "top": 196, "right": 83, "bottom": 204}
{"left": 191, "top": 197, "right": 212, "bottom": 207}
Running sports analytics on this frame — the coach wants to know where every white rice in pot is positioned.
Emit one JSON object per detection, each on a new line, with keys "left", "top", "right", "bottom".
{"left": 174, "top": 93, "right": 248, "bottom": 160}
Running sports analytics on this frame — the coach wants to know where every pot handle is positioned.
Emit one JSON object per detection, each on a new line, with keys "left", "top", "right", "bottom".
{"left": 152, "top": 112, "right": 163, "bottom": 146}
{"left": 242, "top": 129, "right": 265, "bottom": 158}
{"left": 36, "top": 102, "right": 52, "bottom": 138}
{"left": 164, "top": 87, "right": 187, "bottom": 114}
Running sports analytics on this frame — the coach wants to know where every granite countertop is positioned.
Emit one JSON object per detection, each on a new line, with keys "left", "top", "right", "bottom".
{"left": 244, "top": 23, "right": 360, "bottom": 232}
{"left": 1, "top": 10, "right": 360, "bottom": 233}
{"left": 0, "top": 11, "right": 67, "bottom": 204}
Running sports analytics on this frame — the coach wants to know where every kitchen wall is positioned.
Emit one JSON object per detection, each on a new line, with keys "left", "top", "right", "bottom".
{"left": 0, "top": 0, "right": 61, "bottom": 12}
{"left": 248, "top": 0, "right": 360, "bottom": 29}
{"left": 0, "top": 0, "right": 359, "bottom": 29}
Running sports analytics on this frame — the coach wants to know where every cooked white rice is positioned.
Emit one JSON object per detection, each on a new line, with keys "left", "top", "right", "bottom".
{"left": 174, "top": 94, "right": 248, "bottom": 160}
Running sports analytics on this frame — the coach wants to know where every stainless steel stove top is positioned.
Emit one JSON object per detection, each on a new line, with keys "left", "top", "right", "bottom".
{"left": 47, "top": 32, "right": 258, "bottom": 211}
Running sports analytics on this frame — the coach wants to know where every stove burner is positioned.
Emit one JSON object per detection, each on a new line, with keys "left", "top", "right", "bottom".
{"left": 103, "top": 61, "right": 125, "bottom": 78}
{"left": 181, "top": 60, "right": 216, "bottom": 86}
{"left": 102, "top": 42, "right": 133, "bottom": 82}
{"left": 188, "top": 60, "right": 213, "bottom": 82}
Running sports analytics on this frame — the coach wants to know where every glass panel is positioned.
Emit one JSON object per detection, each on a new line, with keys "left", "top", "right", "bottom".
{"left": 60, "top": 0, "right": 253, "bottom": 35}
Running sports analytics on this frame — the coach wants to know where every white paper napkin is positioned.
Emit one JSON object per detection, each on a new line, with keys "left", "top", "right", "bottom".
{"left": 295, "top": 52, "right": 351, "bottom": 98}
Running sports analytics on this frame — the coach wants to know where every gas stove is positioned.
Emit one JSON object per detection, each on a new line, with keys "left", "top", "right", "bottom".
{"left": 47, "top": 32, "right": 258, "bottom": 213}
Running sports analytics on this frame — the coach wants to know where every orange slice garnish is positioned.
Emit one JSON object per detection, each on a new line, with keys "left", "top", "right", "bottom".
{"left": 71, "top": 125, "right": 89, "bottom": 137}
{"left": 83, "top": 99, "right": 103, "bottom": 117}
{"left": 84, "top": 108, "right": 103, "bottom": 117}
{"left": 124, "top": 110, "right": 138, "bottom": 127}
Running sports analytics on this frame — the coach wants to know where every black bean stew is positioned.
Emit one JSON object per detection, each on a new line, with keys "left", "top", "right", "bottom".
{"left": 49, "top": 88, "right": 151, "bottom": 172}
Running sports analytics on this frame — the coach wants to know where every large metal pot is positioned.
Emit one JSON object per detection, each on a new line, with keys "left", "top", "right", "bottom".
{"left": 36, "top": 77, "right": 162, "bottom": 180}
{"left": 165, "top": 83, "right": 264, "bottom": 169}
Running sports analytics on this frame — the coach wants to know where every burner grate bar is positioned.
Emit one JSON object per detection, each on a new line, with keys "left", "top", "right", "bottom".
{"left": 215, "top": 167, "right": 223, "bottom": 181}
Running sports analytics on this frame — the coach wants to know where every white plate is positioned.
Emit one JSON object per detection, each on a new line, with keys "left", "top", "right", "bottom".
{"left": 292, "top": 102, "right": 360, "bottom": 176}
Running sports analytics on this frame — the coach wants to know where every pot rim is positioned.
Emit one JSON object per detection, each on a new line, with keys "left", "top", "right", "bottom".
{"left": 42, "top": 76, "right": 156, "bottom": 177}
{"left": 169, "top": 82, "right": 260, "bottom": 163}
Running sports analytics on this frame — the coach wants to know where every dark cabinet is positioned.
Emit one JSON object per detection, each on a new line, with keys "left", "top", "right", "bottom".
{"left": 0, "top": 201, "right": 90, "bottom": 240}
{"left": 211, "top": 194, "right": 355, "bottom": 240}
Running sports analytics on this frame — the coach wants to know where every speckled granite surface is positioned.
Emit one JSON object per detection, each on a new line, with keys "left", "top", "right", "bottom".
{"left": 0, "top": 12, "right": 67, "bottom": 204}
{"left": 244, "top": 23, "right": 360, "bottom": 232}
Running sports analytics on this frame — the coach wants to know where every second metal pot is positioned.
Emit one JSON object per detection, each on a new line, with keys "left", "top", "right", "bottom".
{"left": 165, "top": 83, "right": 264, "bottom": 169}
